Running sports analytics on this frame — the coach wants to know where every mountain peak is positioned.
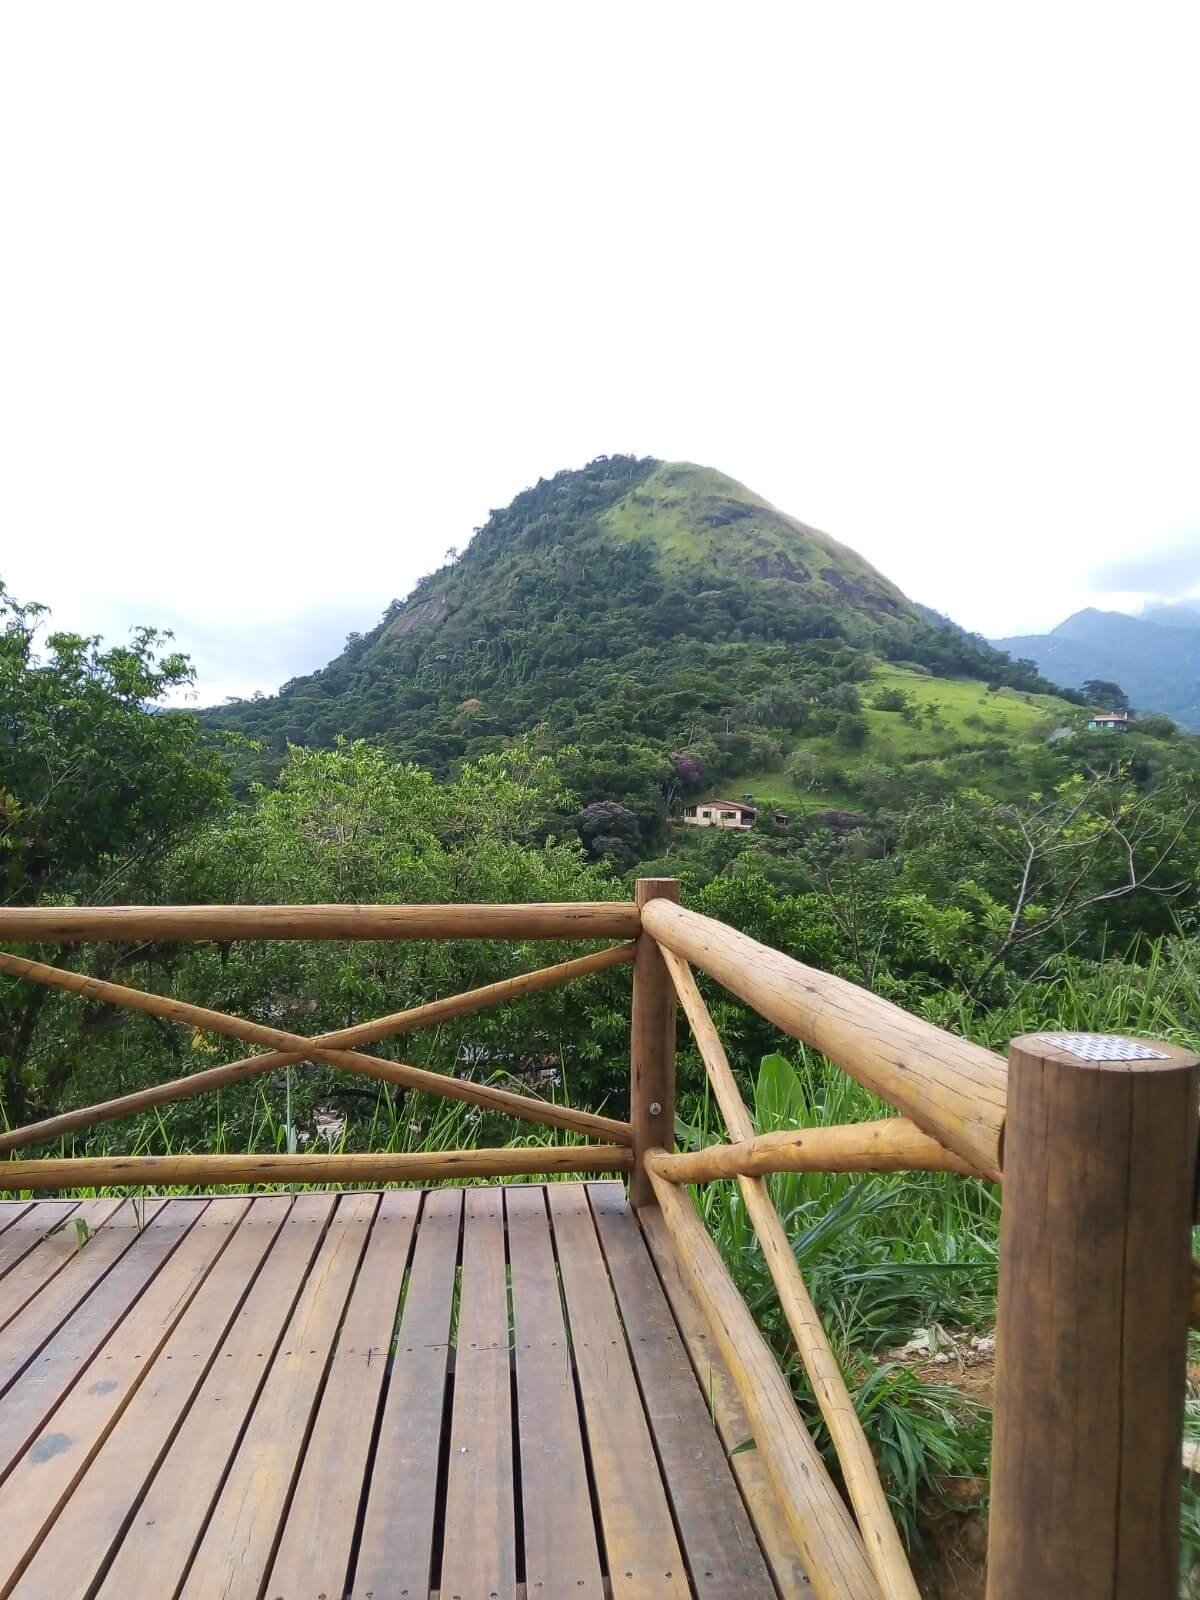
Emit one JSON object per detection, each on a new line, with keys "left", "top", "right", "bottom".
{"left": 598, "top": 460, "right": 915, "bottom": 619}
{"left": 206, "top": 453, "right": 1046, "bottom": 769}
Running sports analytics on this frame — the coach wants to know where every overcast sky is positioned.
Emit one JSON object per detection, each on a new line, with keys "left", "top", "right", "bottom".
{"left": 3, "top": 4, "right": 1198, "bottom": 705}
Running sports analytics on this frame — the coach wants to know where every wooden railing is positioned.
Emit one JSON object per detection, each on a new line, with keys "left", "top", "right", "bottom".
{"left": 0, "top": 879, "right": 1196, "bottom": 1600}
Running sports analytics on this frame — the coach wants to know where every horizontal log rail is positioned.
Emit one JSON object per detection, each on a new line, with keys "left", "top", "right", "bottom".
{"left": 0, "top": 948, "right": 632, "bottom": 1147}
{"left": 0, "top": 943, "right": 634, "bottom": 1154}
{"left": 0, "top": 901, "right": 640, "bottom": 943}
{"left": 648, "top": 1119, "right": 983, "bottom": 1183}
{"left": 655, "top": 944, "right": 919, "bottom": 1600}
{"left": 642, "top": 897, "right": 1006, "bottom": 1179}
{"left": 0, "top": 1144, "right": 632, "bottom": 1192}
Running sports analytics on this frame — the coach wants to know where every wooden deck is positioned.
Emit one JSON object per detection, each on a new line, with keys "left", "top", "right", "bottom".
{"left": 0, "top": 1184, "right": 808, "bottom": 1600}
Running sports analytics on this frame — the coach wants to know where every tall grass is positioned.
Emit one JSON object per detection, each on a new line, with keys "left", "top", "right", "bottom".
{"left": 679, "top": 1049, "right": 995, "bottom": 1546}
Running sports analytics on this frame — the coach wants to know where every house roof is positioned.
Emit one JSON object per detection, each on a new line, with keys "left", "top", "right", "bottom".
{"left": 695, "top": 798, "right": 758, "bottom": 812}
{"left": 1090, "top": 711, "right": 1128, "bottom": 720}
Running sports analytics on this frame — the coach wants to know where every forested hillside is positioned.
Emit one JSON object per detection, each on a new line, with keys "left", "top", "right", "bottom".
{"left": 207, "top": 456, "right": 1056, "bottom": 792}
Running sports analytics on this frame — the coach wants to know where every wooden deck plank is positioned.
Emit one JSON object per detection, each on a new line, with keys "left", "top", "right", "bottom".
{"left": 0, "top": 1199, "right": 187, "bottom": 1462}
{"left": 0, "top": 1186, "right": 831, "bottom": 1599}
{"left": 589, "top": 1183, "right": 777, "bottom": 1599}
{"left": 0, "top": 1199, "right": 124, "bottom": 1333}
{"left": 0, "top": 1204, "right": 80, "bottom": 1282}
{"left": 94, "top": 1192, "right": 336, "bottom": 1600}
{"left": 0, "top": 1197, "right": 248, "bottom": 1592}
{"left": 177, "top": 1192, "right": 378, "bottom": 1600}
{"left": 439, "top": 1186, "right": 518, "bottom": 1600}
{"left": 506, "top": 1185, "right": 605, "bottom": 1599}
{"left": 7, "top": 1195, "right": 293, "bottom": 1600}
{"left": 0, "top": 1205, "right": 35, "bottom": 1238}
{"left": 353, "top": 1187, "right": 462, "bottom": 1600}
{"left": 547, "top": 1183, "right": 691, "bottom": 1600}
{"left": 266, "top": 1188, "right": 419, "bottom": 1600}
{"left": 640, "top": 1206, "right": 812, "bottom": 1597}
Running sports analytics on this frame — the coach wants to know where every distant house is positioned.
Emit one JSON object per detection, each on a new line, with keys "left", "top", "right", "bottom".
{"left": 683, "top": 798, "right": 758, "bottom": 830}
{"left": 1087, "top": 710, "right": 1130, "bottom": 732}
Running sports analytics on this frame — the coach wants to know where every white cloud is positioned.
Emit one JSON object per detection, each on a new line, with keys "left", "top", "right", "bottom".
{"left": 3, "top": 2, "right": 1198, "bottom": 699}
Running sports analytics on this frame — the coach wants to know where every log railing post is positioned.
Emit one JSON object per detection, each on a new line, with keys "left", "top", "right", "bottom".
{"left": 987, "top": 1032, "right": 1200, "bottom": 1600}
{"left": 629, "top": 878, "right": 679, "bottom": 1208}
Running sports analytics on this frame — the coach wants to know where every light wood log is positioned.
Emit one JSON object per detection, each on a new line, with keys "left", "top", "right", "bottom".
{"left": 307, "top": 940, "right": 634, "bottom": 1049}
{"left": 987, "top": 1034, "right": 1199, "bottom": 1600}
{"left": 643, "top": 899, "right": 1005, "bottom": 1179}
{"left": 660, "top": 950, "right": 918, "bottom": 1598}
{"left": 0, "top": 952, "right": 631, "bottom": 1146}
{"left": 629, "top": 879, "right": 679, "bottom": 1208}
{"left": 0, "top": 901, "right": 640, "bottom": 943}
{"left": 0, "top": 944, "right": 634, "bottom": 1153}
{"left": 0, "top": 1145, "right": 632, "bottom": 1192}
{"left": 644, "top": 1168, "right": 880, "bottom": 1600}
{"left": 659, "top": 944, "right": 753, "bottom": 1142}
{"left": 648, "top": 1121, "right": 981, "bottom": 1183}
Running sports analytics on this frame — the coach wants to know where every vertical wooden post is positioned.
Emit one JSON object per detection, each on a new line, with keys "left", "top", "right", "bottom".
{"left": 629, "top": 878, "right": 679, "bottom": 1209}
{"left": 987, "top": 1033, "right": 1200, "bottom": 1600}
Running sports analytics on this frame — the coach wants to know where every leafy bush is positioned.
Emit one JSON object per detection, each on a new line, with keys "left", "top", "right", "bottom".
{"left": 836, "top": 713, "right": 870, "bottom": 750}
{"left": 872, "top": 687, "right": 914, "bottom": 713}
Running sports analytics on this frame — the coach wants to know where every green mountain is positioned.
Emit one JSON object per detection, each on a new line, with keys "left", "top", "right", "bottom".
{"left": 210, "top": 456, "right": 1049, "bottom": 788}
{"left": 993, "top": 607, "right": 1200, "bottom": 730}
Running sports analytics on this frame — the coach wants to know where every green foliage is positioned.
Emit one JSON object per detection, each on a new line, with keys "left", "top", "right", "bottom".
{"left": 0, "top": 581, "right": 231, "bottom": 1122}
{"left": 681, "top": 1050, "right": 994, "bottom": 1544}
{"left": 1139, "top": 713, "right": 1179, "bottom": 740}
{"left": 0, "top": 581, "right": 229, "bottom": 905}
{"left": 1083, "top": 677, "right": 1128, "bottom": 709}
{"left": 13, "top": 739, "right": 634, "bottom": 1137}
{"left": 836, "top": 712, "right": 870, "bottom": 750}
{"left": 872, "top": 687, "right": 914, "bottom": 713}
{"left": 202, "top": 457, "right": 1059, "bottom": 808}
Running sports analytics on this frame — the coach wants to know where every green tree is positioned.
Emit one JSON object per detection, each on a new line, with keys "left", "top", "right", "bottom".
{"left": 787, "top": 749, "right": 823, "bottom": 793}
{"left": 895, "top": 769, "right": 1200, "bottom": 995}
{"left": 0, "top": 582, "right": 231, "bottom": 1120}
{"left": 1082, "top": 679, "right": 1128, "bottom": 710}
{"left": 21, "top": 740, "right": 632, "bottom": 1139}
{"left": 835, "top": 713, "right": 869, "bottom": 751}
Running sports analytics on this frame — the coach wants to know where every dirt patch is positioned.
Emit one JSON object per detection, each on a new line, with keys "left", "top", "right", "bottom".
{"left": 913, "top": 1477, "right": 989, "bottom": 1600}
{"left": 884, "top": 1328, "right": 995, "bottom": 1598}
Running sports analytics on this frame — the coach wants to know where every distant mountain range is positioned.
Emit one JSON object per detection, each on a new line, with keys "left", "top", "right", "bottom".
{"left": 993, "top": 604, "right": 1200, "bottom": 729}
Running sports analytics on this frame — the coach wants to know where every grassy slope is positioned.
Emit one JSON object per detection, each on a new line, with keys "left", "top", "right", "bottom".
{"left": 600, "top": 461, "right": 918, "bottom": 621}
{"left": 725, "top": 664, "right": 1076, "bottom": 810}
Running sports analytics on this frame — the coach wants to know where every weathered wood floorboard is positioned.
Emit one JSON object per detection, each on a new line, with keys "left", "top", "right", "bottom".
{"left": 0, "top": 1185, "right": 808, "bottom": 1600}
{"left": 549, "top": 1181, "right": 692, "bottom": 1600}
{"left": 176, "top": 1192, "right": 376, "bottom": 1599}
{"left": 0, "top": 1197, "right": 247, "bottom": 1592}
{"left": 93, "top": 1193, "right": 335, "bottom": 1599}
{"left": 352, "top": 1187, "right": 462, "bottom": 1600}
{"left": 440, "top": 1187, "right": 518, "bottom": 1600}
{"left": 507, "top": 1184, "right": 605, "bottom": 1599}
{"left": 265, "top": 1188, "right": 418, "bottom": 1600}
{"left": 589, "top": 1182, "right": 777, "bottom": 1599}
{"left": 0, "top": 1198, "right": 123, "bottom": 1333}
{"left": 8, "top": 1195, "right": 292, "bottom": 1600}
